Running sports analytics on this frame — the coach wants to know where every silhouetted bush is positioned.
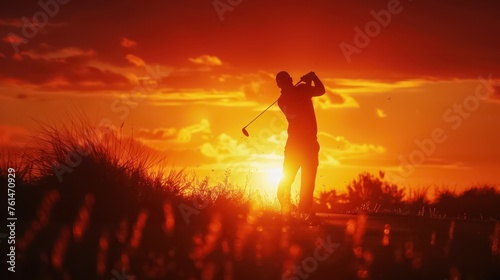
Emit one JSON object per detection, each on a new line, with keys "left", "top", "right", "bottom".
{"left": 315, "top": 171, "right": 499, "bottom": 218}
{"left": 346, "top": 171, "right": 405, "bottom": 212}
{"left": 432, "top": 185, "right": 500, "bottom": 219}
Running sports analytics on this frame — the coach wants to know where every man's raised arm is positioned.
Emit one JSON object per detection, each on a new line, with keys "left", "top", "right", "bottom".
{"left": 310, "top": 73, "right": 326, "bottom": 96}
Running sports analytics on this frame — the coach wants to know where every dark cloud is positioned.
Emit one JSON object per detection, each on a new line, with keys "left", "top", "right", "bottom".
{"left": 16, "top": 93, "right": 27, "bottom": 99}
{"left": 0, "top": 51, "right": 131, "bottom": 91}
{"left": 136, "top": 127, "right": 177, "bottom": 141}
{"left": 0, "top": 0, "right": 498, "bottom": 83}
{"left": 493, "top": 86, "right": 500, "bottom": 100}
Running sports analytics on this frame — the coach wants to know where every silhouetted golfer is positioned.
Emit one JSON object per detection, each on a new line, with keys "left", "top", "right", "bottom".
{"left": 276, "top": 71, "right": 325, "bottom": 223}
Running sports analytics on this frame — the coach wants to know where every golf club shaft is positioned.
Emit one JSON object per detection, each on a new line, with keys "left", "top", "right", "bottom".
{"left": 243, "top": 80, "right": 303, "bottom": 129}
{"left": 243, "top": 99, "right": 278, "bottom": 129}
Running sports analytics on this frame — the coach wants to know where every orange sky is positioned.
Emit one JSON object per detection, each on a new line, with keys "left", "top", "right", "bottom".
{"left": 1, "top": 0, "right": 499, "bottom": 196}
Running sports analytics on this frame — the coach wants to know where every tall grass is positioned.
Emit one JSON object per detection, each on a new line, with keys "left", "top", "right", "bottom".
{"left": 28, "top": 116, "right": 160, "bottom": 181}
{"left": 4, "top": 115, "right": 261, "bottom": 279}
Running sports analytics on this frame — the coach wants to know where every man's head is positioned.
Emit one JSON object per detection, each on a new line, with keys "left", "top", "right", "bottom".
{"left": 276, "top": 71, "right": 293, "bottom": 90}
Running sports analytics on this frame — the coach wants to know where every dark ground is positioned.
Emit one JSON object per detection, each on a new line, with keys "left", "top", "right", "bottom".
{"left": 5, "top": 201, "right": 500, "bottom": 280}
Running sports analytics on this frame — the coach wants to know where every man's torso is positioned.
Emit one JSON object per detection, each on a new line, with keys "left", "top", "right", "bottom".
{"left": 278, "top": 84, "right": 318, "bottom": 146}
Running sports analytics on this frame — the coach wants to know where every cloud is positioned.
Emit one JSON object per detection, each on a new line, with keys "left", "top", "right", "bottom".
{"left": 313, "top": 87, "right": 359, "bottom": 109}
{"left": 0, "top": 19, "right": 24, "bottom": 27}
{"left": 0, "top": 18, "right": 65, "bottom": 28}
{"left": 231, "top": 74, "right": 360, "bottom": 109}
{"left": 20, "top": 47, "right": 95, "bottom": 62}
{"left": 2, "top": 34, "right": 24, "bottom": 44}
{"left": 323, "top": 134, "right": 386, "bottom": 155}
{"left": 200, "top": 133, "right": 251, "bottom": 162}
{"left": 177, "top": 119, "right": 211, "bottom": 143}
{"left": 136, "top": 120, "right": 212, "bottom": 145}
{"left": 329, "top": 79, "right": 424, "bottom": 95}
{"left": 121, "top": 37, "right": 137, "bottom": 48}
{"left": 126, "top": 54, "right": 146, "bottom": 67}
{"left": 0, "top": 125, "right": 30, "bottom": 146}
{"left": 188, "top": 55, "right": 222, "bottom": 66}
{"left": 492, "top": 86, "right": 500, "bottom": 99}
{"left": 136, "top": 127, "right": 177, "bottom": 140}
{"left": 321, "top": 153, "right": 341, "bottom": 167}
{"left": 1, "top": 1, "right": 498, "bottom": 82}
{"left": 146, "top": 89, "right": 255, "bottom": 107}
{"left": 199, "top": 130, "right": 287, "bottom": 167}
{"left": 376, "top": 108, "right": 387, "bottom": 118}
{"left": 0, "top": 52, "right": 131, "bottom": 91}
{"left": 267, "top": 131, "right": 287, "bottom": 145}
{"left": 239, "top": 73, "right": 278, "bottom": 104}
{"left": 318, "top": 132, "right": 386, "bottom": 165}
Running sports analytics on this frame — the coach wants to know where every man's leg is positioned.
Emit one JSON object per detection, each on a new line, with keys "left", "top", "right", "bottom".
{"left": 298, "top": 142, "right": 319, "bottom": 213}
{"left": 277, "top": 148, "right": 300, "bottom": 215}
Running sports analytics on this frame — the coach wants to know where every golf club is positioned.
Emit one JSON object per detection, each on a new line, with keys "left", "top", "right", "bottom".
{"left": 242, "top": 79, "right": 305, "bottom": 137}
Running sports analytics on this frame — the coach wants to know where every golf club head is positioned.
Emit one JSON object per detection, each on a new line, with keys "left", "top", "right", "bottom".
{"left": 242, "top": 127, "right": 249, "bottom": 137}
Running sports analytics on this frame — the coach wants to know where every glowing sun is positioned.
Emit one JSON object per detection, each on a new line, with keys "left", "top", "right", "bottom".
{"left": 267, "top": 168, "right": 283, "bottom": 186}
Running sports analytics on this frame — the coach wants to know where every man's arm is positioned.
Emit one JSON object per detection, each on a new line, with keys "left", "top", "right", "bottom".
{"left": 309, "top": 72, "right": 326, "bottom": 96}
